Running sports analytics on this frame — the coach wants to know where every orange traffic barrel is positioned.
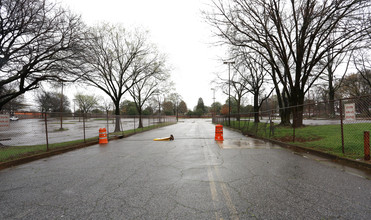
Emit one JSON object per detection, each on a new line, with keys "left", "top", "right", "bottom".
{"left": 215, "top": 124, "right": 224, "bottom": 141}
{"left": 99, "top": 128, "right": 108, "bottom": 144}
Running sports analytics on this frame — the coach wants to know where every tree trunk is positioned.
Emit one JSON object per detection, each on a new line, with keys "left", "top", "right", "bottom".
{"left": 253, "top": 94, "right": 260, "bottom": 123}
{"left": 280, "top": 108, "right": 291, "bottom": 126}
{"left": 236, "top": 98, "right": 241, "bottom": 121}
{"left": 114, "top": 103, "right": 121, "bottom": 132}
{"left": 281, "top": 92, "right": 291, "bottom": 126}
{"left": 277, "top": 88, "right": 291, "bottom": 126}
{"left": 292, "top": 105, "right": 304, "bottom": 128}
{"left": 274, "top": 79, "right": 291, "bottom": 126}
{"left": 329, "top": 83, "right": 335, "bottom": 118}
{"left": 327, "top": 58, "right": 336, "bottom": 118}
{"left": 138, "top": 109, "right": 143, "bottom": 129}
{"left": 291, "top": 90, "right": 305, "bottom": 128}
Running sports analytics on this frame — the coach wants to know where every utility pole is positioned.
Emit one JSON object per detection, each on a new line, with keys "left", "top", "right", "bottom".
{"left": 60, "top": 81, "right": 63, "bottom": 130}
{"left": 224, "top": 61, "right": 235, "bottom": 126}
{"left": 211, "top": 88, "right": 216, "bottom": 120}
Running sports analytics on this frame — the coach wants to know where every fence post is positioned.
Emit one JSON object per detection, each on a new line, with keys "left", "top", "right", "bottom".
{"left": 121, "top": 115, "right": 124, "bottom": 137}
{"left": 364, "top": 131, "right": 370, "bottom": 161}
{"left": 44, "top": 112, "right": 49, "bottom": 151}
{"left": 247, "top": 113, "right": 250, "bottom": 132}
{"left": 143, "top": 116, "right": 146, "bottom": 131}
{"left": 238, "top": 114, "right": 241, "bottom": 130}
{"left": 269, "top": 110, "right": 274, "bottom": 137}
{"left": 106, "top": 112, "right": 109, "bottom": 139}
{"left": 292, "top": 107, "right": 296, "bottom": 143}
{"left": 339, "top": 99, "right": 345, "bottom": 154}
{"left": 134, "top": 115, "right": 136, "bottom": 133}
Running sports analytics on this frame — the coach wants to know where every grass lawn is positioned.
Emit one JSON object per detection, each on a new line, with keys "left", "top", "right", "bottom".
{"left": 53, "top": 128, "right": 69, "bottom": 132}
{"left": 228, "top": 120, "right": 371, "bottom": 160}
{"left": 0, "top": 138, "right": 97, "bottom": 163}
{"left": 0, "top": 122, "right": 176, "bottom": 163}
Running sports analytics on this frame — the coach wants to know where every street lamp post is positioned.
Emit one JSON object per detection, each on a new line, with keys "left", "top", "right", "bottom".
{"left": 60, "top": 81, "right": 64, "bottom": 130}
{"left": 73, "top": 99, "right": 76, "bottom": 120}
{"left": 224, "top": 61, "right": 235, "bottom": 126}
{"left": 211, "top": 88, "right": 216, "bottom": 122}
{"left": 158, "top": 95, "right": 161, "bottom": 123}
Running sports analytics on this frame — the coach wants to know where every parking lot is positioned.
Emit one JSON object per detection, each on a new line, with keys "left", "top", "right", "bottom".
{"left": 0, "top": 117, "right": 157, "bottom": 146}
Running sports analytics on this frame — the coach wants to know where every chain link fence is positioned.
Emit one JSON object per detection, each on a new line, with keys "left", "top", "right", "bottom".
{"left": 0, "top": 112, "right": 176, "bottom": 162}
{"left": 214, "top": 95, "right": 371, "bottom": 161}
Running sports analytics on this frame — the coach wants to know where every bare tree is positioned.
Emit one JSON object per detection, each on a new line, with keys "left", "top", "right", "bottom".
{"left": 1, "top": 90, "right": 25, "bottom": 113}
{"left": 81, "top": 24, "right": 161, "bottom": 132}
{"left": 36, "top": 90, "right": 70, "bottom": 113}
{"left": 206, "top": 0, "right": 371, "bottom": 127}
{"left": 316, "top": 38, "right": 354, "bottom": 117}
{"left": 168, "top": 93, "right": 182, "bottom": 121}
{"left": 151, "top": 82, "right": 173, "bottom": 121}
{"left": 128, "top": 60, "right": 168, "bottom": 128}
{"left": 100, "top": 97, "right": 113, "bottom": 115}
{"left": 234, "top": 50, "right": 272, "bottom": 122}
{"left": 74, "top": 93, "right": 98, "bottom": 114}
{"left": 99, "top": 97, "right": 113, "bottom": 133}
{"left": 230, "top": 71, "right": 249, "bottom": 121}
{"left": 214, "top": 61, "right": 249, "bottom": 121}
{"left": 0, "top": 0, "right": 85, "bottom": 110}
{"left": 353, "top": 49, "right": 371, "bottom": 88}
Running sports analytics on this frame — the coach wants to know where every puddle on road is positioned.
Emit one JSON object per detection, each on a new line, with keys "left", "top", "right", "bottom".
{"left": 216, "top": 139, "right": 281, "bottom": 149}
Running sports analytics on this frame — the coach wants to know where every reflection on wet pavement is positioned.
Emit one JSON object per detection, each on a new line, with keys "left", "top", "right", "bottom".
{"left": 216, "top": 136, "right": 371, "bottom": 180}
{"left": 216, "top": 138, "right": 281, "bottom": 149}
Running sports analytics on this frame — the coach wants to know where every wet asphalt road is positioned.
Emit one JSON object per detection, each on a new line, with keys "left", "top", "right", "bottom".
{"left": 0, "top": 119, "right": 370, "bottom": 219}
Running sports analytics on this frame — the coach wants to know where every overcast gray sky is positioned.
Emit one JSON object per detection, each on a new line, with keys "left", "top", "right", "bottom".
{"left": 56, "top": 0, "right": 233, "bottom": 109}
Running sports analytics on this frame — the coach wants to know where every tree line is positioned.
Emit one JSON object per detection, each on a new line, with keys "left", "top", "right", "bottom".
{"left": 0, "top": 0, "right": 180, "bottom": 131}
{"left": 206, "top": 0, "right": 371, "bottom": 127}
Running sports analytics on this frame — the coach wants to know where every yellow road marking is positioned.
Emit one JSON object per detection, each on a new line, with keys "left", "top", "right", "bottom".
{"left": 214, "top": 166, "right": 239, "bottom": 220}
{"left": 204, "top": 145, "right": 223, "bottom": 220}
{"left": 207, "top": 166, "right": 219, "bottom": 202}
{"left": 203, "top": 141, "right": 239, "bottom": 220}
